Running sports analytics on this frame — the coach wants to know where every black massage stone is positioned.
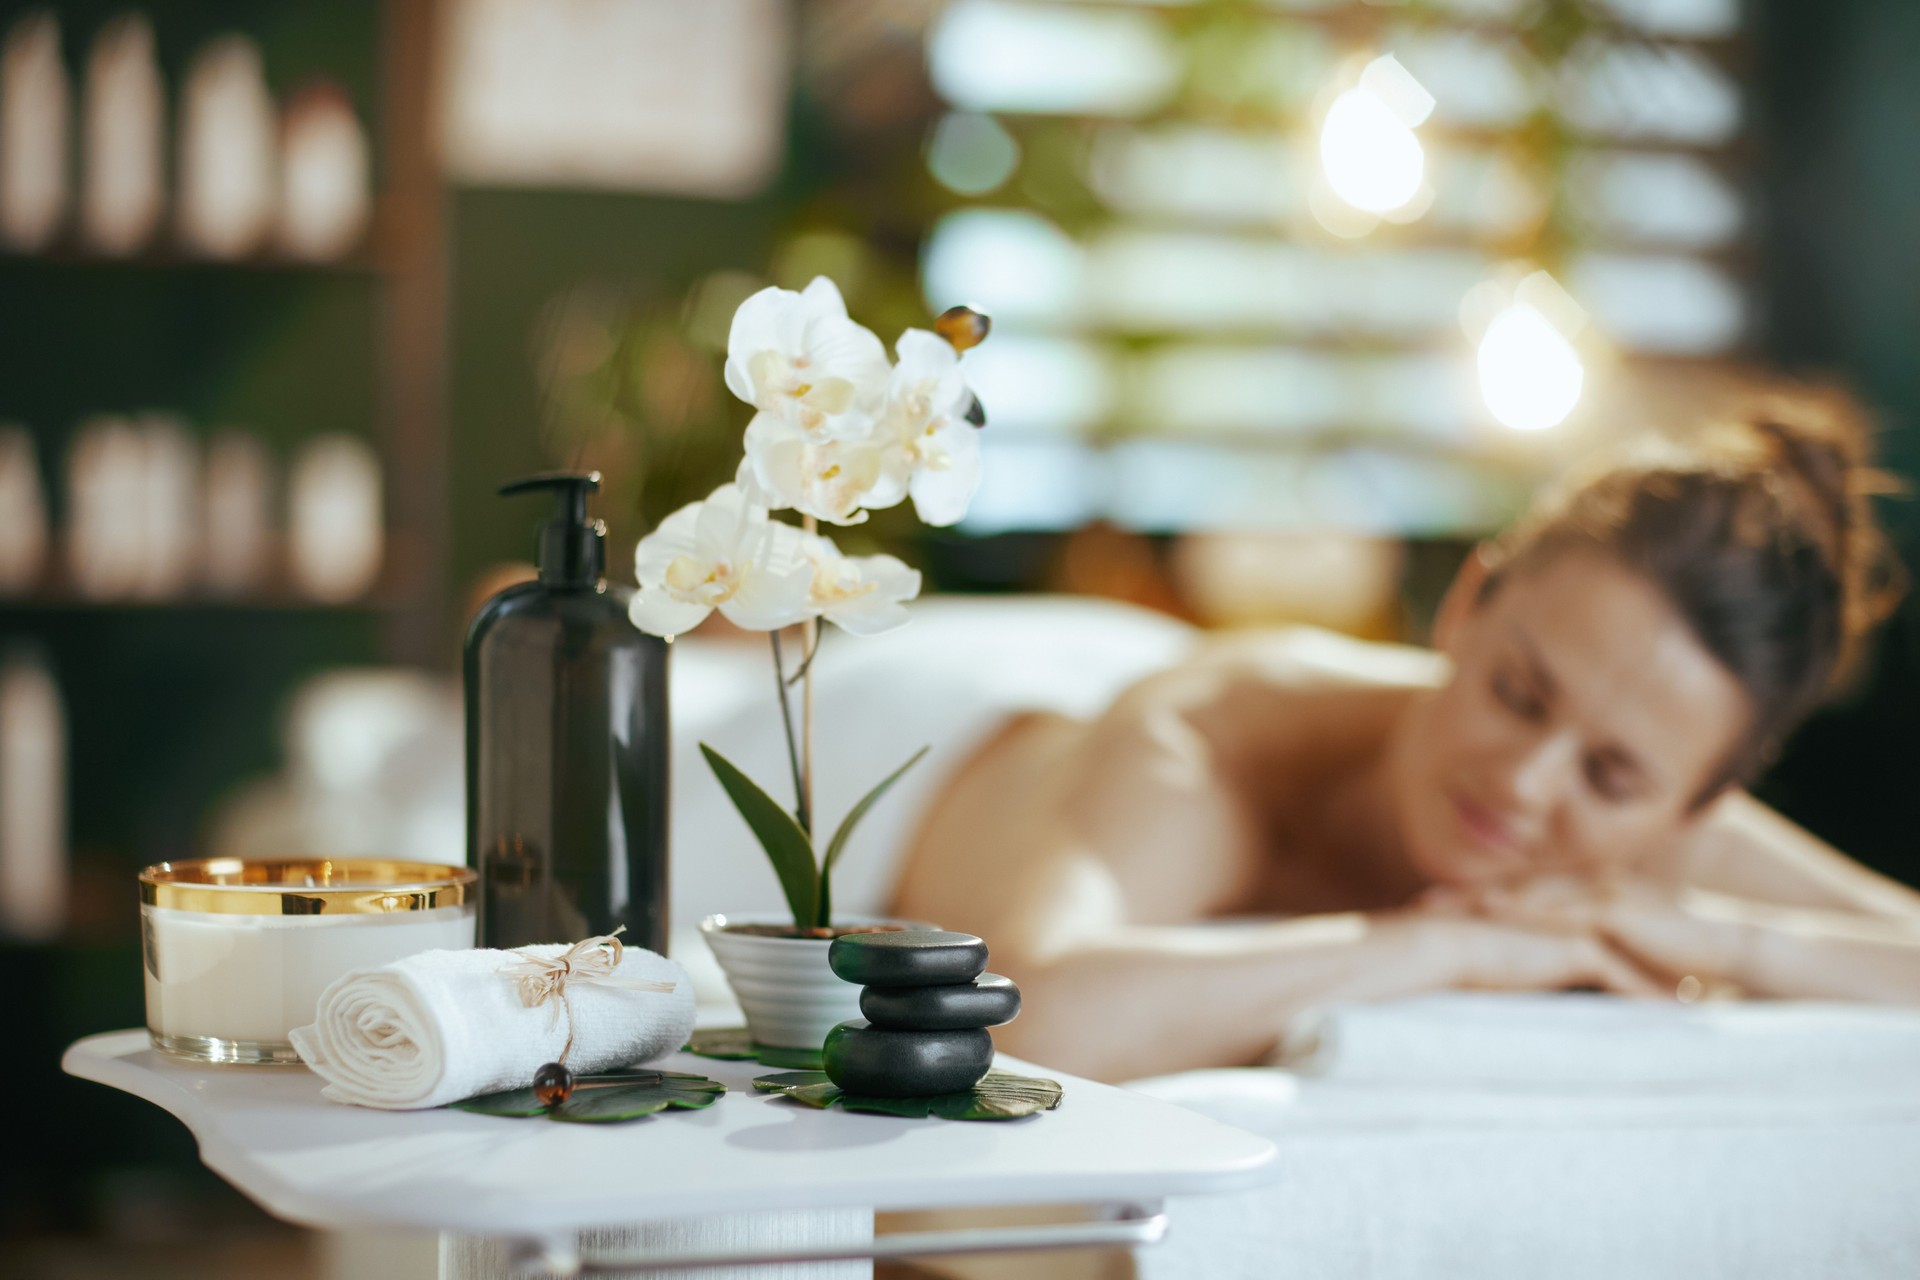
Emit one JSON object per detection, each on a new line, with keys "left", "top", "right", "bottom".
{"left": 860, "top": 972, "right": 1022, "bottom": 1031}
{"left": 828, "top": 930, "right": 988, "bottom": 987}
{"left": 823, "top": 1020, "right": 994, "bottom": 1097}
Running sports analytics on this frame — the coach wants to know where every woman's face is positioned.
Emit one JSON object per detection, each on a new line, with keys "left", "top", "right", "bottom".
{"left": 1389, "top": 547, "right": 1752, "bottom": 888}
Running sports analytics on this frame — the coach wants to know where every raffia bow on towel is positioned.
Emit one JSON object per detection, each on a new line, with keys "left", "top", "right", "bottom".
{"left": 499, "top": 926, "right": 679, "bottom": 1064}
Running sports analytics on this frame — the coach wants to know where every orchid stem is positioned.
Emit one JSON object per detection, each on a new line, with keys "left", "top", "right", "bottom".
{"left": 786, "top": 625, "right": 824, "bottom": 686}
{"left": 801, "top": 514, "right": 819, "bottom": 922}
{"left": 769, "top": 628, "right": 809, "bottom": 838}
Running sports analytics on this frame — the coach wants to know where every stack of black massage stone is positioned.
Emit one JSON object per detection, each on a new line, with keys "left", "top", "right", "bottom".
{"left": 823, "top": 930, "right": 1023, "bottom": 1098}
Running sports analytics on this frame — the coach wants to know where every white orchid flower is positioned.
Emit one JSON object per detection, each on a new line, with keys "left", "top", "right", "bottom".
{"left": 628, "top": 484, "right": 813, "bottom": 638}
{"left": 799, "top": 532, "right": 921, "bottom": 636}
{"left": 724, "top": 277, "right": 890, "bottom": 439}
{"left": 736, "top": 411, "right": 909, "bottom": 526}
{"left": 876, "top": 328, "right": 983, "bottom": 527}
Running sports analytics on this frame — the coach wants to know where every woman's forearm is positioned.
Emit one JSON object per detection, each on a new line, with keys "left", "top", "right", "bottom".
{"left": 996, "top": 913, "right": 1445, "bottom": 1081}
{"left": 997, "top": 909, "right": 1664, "bottom": 1080}
{"left": 1607, "top": 888, "right": 1920, "bottom": 1002}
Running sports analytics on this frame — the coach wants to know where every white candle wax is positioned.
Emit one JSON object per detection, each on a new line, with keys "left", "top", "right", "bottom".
{"left": 143, "top": 904, "right": 474, "bottom": 1046}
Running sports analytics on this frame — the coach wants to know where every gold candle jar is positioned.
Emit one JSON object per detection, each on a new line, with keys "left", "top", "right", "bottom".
{"left": 140, "top": 858, "right": 477, "bottom": 1065}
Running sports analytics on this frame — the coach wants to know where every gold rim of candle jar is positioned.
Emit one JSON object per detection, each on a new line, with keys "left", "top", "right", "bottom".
{"left": 139, "top": 857, "right": 476, "bottom": 916}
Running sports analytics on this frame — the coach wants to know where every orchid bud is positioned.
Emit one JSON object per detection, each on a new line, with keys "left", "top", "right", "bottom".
{"left": 935, "top": 305, "right": 991, "bottom": 353}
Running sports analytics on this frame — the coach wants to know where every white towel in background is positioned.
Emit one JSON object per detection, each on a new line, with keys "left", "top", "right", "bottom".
{"left": 1276, "top": 992, "right": 1920, "bottom": 1090}
{"left": 1132, "top": 994, "right": 1920, "bottom": 1280}
{"left": 289, "top": 944, "right": 696, "bottom": 1110}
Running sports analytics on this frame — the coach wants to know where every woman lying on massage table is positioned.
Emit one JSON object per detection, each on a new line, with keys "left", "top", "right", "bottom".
{"left": 893, "top": 394, "right": 1920, "bottom": 1081}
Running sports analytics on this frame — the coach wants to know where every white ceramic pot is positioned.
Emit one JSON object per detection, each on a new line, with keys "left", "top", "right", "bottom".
{"left": 700, "top": 911, "right": 919, "bottom": 1050}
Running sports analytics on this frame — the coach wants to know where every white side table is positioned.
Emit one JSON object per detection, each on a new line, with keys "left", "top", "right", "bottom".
{"left": 64, "top": 1030, "right": 1278, "bottom": 1278}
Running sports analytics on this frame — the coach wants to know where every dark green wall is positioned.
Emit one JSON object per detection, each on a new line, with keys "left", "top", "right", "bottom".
{"left": 1752, "top": 0, "right": 1920, "bottom": 886}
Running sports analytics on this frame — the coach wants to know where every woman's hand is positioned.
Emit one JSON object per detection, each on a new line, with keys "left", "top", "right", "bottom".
{"left": 1424, "top": 872, "right": 1759, "bottom": 998}
{"left": 1393, "top": 908, "right": 1673, "bottom": 997}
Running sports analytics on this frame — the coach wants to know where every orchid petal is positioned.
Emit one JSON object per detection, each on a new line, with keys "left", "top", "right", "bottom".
{"left": 718, "top": 557, "right": 813, "bottom": 631}
{"left": 798, "top": 275, "right": 850, "bottom": 318}
{"left": 892, "top": 329, "right": 969, "bottom": 418}
{"left": 628, "top": 588, "right": 713, "bottom": 638}
{"left": 633, "top": 499, "right": 708, "bottom": 584}
{"left": 688, "top": 483, "right": 764, "bottom": 563}
{"left": 907, "top": 425, "right": 982, "bottom": 526}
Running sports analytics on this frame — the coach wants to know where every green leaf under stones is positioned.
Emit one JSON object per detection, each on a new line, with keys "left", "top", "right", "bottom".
{"left": 685, "top": 1027, "right": 825, "bottom": 1070}
{"left": 752, "top": 1069, "right": 1063, "bottom": 1121}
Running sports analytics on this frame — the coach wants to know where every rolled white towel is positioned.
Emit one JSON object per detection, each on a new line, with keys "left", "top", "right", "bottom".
{"left": 1276, "top": 993, "right": 1920, "bottom": 1091}
{"left": 289, "top": 942, "right": 696, "bottom": 1110}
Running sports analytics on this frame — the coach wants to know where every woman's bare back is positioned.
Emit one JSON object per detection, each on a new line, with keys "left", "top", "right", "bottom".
{"left": 892, "top": 629, "right": 1445, "bottom": 951}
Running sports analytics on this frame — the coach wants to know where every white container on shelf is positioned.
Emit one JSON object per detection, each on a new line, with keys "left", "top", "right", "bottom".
{"left": 202, "top": 430, "right": 275, "bottom": 595}
{"left": 81, "top": 13, "right": 165, "bottom": 255}
{"left": 1, "top": 11, "right": 71, "bottom": 251}
{"left": 66, "top": 416, "right": 147, "bottom": 599}
{"left": 288, "top": 434, "right": 384, "bottom": 602}
{"left": 0, "top": 426, "right": 48, "bottom": 594}
{"left": 177, "top": 35, "right": 277, "bottom": 259}
{"left": 133, "top": 415, "right": 200, "bottom": 599}
{"left": 279, "top": 82, "right": 371, "bottom": 261}
{"left": 0, "top": 650, "right": 65, "bottom": 941}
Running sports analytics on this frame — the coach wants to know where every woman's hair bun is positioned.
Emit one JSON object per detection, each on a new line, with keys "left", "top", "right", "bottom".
{"left": 1723, "top": 387, "right": 1903, "bottom": 651}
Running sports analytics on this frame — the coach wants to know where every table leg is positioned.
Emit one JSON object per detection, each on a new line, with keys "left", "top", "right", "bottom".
{"left": 440, "top": 1207, "right": 875, "bottom": 1279}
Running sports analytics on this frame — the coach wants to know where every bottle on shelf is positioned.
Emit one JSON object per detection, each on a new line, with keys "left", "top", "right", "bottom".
{"left": 0, "top": 11, "right": 70, "bottom": 251}
{"left": 177, "top": 35, "right": 277, "bottom": 260}
{"left": 279, "top": 82, "right": 370, "bottom": 262}
{"left": 288, "top": 433, "right": 383, "bottom": 603}
{"left": 202, "top": 430, "right": 274, "bottom": 596}
{"left": 0, "top": 426, "right": 48, "bottom": 595}
{"left": 0, "top": 645, "right": 66, "bottom": 942}
{"left": 464, "top": 472, "right": 670, "bottom": 954}
{"left": 80, "top": 13, "right": 165, "bottom": 256}
{"left": 66, "top": 416, "right": 146, "bottom": 599}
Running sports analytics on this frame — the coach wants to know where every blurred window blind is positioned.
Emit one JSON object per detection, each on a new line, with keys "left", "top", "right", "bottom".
{"left": 920, "top": 0, "right": 1748, "bottom": 535}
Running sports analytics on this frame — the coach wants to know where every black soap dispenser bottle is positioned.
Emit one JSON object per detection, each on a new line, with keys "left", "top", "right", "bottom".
{"left": 464, "top": 472, "right": 669, "bottom": 954}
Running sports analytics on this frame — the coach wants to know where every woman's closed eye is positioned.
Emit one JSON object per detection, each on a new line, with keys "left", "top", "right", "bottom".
{"left": 1583, "top": 752, "right": 1642, "bottom": 803}
{"left": 1490, "top": 666, "right": 1546, "bottom": 721}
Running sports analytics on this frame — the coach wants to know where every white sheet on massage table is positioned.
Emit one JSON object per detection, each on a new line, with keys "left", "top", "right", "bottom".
{"left": 1128, "top": 995, "right": 1920, "bottom": 1280}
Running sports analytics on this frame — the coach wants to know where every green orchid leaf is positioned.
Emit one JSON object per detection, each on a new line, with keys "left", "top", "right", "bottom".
{"left": 823, "top": 747, "right": 930, "bottom": 879}
{"left": 751, "top": 1069, "right": 1064, "bottom": 1121}
{"left": 450, "top": 1087, "right": 549, "bottom": 1117}
{"left": 549, "top": 1074, "right": 726, "bottom": 1124}
{"left": 700, "top": 743, "right": 819, "bottom": 927}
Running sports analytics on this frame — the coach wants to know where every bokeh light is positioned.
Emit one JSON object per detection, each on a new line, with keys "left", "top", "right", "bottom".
{"left": 1318, "top": 55, "right": 1435, "bottom": 215}
{"left": 1476, "top": 301, "right": 1585, "bottom": 432}
{"left": 927, "top": 111, "right": 1020, "bottom": 196}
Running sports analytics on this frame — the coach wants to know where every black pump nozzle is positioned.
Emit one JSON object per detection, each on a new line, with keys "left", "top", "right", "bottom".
{"left": 500, "top": 471, "right": 605, "bottom": 587}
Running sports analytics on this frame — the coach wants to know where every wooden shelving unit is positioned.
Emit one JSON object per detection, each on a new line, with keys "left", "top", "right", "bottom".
{"left": 1, "top": 0, "right": 451, "bottom": 1236}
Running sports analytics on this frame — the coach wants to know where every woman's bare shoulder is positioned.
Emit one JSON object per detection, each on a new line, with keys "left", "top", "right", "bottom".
{"left": 1105, "top": 625, "right": 1447, "bottom": 717}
